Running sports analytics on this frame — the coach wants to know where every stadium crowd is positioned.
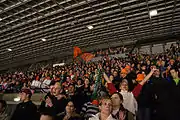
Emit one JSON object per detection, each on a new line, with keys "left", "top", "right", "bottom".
{"left": 0, "top": 42, "right": 179, "bottom": 120}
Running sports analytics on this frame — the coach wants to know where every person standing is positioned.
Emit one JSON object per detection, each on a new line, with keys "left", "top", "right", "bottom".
{"left": 151, "top": 67, "right": 180, "bottom": 120}
{"left": 11, "top": 88, "right": 39, "bottom": 120}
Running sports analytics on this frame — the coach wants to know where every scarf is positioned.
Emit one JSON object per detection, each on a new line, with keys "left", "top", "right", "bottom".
{"left": 112, "top": 108, "right": 126, "bottom": 120}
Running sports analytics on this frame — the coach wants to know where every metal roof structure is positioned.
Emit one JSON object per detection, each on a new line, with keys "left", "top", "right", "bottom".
{"left": 0, "top": 0, "right": 180, "bottom": 70}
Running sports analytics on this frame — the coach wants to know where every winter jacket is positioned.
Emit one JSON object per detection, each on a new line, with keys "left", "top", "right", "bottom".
{"left": 11, "top": 100, "right": 39, "bottom": 120}
{"left": 151, "top": 77, "right": 180, "bottom": 120}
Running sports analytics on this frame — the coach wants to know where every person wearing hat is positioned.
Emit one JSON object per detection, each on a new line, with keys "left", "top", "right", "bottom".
{"left": 136, "top": 71, "right": 153, "bottom": 120}
{"left": 120, "top": 68, "right": 135, "bottom": 92}
{"left": 104, "top": 69, "right": 157, "bottom": 120}
{"left": 11, "top": 88, "right": 39, "bottom": 120}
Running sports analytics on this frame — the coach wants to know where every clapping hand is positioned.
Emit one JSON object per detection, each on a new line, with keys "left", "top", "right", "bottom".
{"left": 45, "top": 96, "right": 53, "bottom": 107}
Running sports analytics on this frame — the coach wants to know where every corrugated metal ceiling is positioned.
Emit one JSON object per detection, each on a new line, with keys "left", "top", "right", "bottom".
{"left": 0, "top": 0, "right": 179, "bottom": 69}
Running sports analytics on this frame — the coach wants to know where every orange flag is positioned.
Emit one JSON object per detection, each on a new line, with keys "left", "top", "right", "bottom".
{"left": 74, "top": 46, "right": 82, "bottom": 58}
{"left": 81, "top": 53, "right": 95, "bottom": 62}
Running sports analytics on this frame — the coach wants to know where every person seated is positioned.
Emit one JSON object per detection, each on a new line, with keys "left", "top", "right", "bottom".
{"left": 57, "top": 101, "right": 82, "bottom": 120}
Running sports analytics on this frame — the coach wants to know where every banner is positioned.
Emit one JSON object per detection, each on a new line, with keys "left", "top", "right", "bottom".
{"left": 74, "top": 46, "right": 82, "bottom": 58}
{"left": 81, "top": 53, "right": 95, "bottom": 62}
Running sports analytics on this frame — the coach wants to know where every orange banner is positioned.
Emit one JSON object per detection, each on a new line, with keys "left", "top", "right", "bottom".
{"left": 81, "top": 53, "right": 95, "bottom": 62}
{"left": 74, "top": 46, "right": 82, "bottom": 58}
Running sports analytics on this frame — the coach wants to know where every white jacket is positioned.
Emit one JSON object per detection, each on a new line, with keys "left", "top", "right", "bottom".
{"left": 89, "top": 113, "right": 116, "bottom": 120}
{"left": 120, "top": 91, "right": 138, "bottom": 115}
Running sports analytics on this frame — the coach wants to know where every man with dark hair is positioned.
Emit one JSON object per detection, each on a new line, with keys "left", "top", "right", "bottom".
{"left": 151, "top": 67, "right": 180, "bottom": 120}
{"left": 40, "top": 110, "right": 55, "bottom": 120}
{"left": 67, "top": 83, "right": 86, "bottom": 114}
{"left": 0, "top": 100, "right": 8, "bottom": 120}
{"left": 170, "top": 67, "right": 180, "bottom": 85}
{"left": 11, "top": 89, "right": 39, "bottom": 120}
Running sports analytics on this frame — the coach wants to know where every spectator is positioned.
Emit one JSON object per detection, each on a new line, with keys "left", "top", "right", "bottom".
{"left": 149, "top": 67, "right": 180, "bottom": 120}
{"left": 80, "top": 101, "right": 99, "bottom": 120}
{"left": 111, "top": 92, "right": 130, "bottom": 120}
{"left": 89, "top": 96, "right": 116, "bottom": 120}
{"left": 43, "top": 82, "right": 67, "bottom": 115}
{"left": 57, "top": 101, "right": 82, "bottom": 120}
{"left": 104, "top": 69, "right": 156, "bottom": 117}
{"left": 66, "top": 84, "right": 86, "bottom": 113}
{"left": 0, "top": 42, "right": 179, "bottom": 120}
{"left": 11, "top": 88, "right": 39, "bottom": 120}
{"left": 38, "top": 81, "right": 55, "bottom": 113}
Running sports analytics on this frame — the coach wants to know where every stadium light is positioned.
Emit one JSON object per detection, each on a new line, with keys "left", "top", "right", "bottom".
{"left": 7, "top": 48, "right": 12, "bottom": 51}
{"left": 87, "top": 25, "right": 93, "bottom": 30}
{"left": 149, "top": 10, "right": 158, "bottom": 17}
{"left": 14, "top": 97, "right": 20, "bottom": 102}
{"left": 42, "top": 38, "right": 46, "bottom": 41}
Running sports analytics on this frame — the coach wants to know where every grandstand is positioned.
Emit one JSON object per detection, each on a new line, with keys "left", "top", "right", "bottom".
{"left": 0, "top": 0, "right": 179, "bottom": 120}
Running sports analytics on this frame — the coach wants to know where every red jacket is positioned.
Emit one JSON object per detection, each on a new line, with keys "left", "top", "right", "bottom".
{"left": 107, "top": 83, "right": 142, "bottom": 98}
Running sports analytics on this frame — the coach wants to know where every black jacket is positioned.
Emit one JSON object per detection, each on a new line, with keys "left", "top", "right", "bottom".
{"left": 11, "top": 100, "right": 39, "bottom": 120}
{"left": 39, "top": 93, "right": 67, "bottom": 115}
{"left": 52, "top": 96, "right": 68, "bottom": 114}
{"left": 67, "top": 93, "right": 86, "bottom": 113}
{"left": 151, "top": 77, "right": 180, "bottom": 120}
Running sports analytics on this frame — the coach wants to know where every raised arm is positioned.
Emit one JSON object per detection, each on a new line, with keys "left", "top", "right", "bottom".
{"left": 132, "top": 68, "right": 157, "bottom": 97}
{"left": 103, "top": 72, "right": 111, "bottom": 83}
{"left": 103, "top": 72, "right": 118, "bottom": 95}
{"left": 139, "top": 68, "right": 157, "bottom": 85}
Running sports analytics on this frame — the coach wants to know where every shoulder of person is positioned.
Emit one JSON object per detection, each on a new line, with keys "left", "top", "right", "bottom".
{"left": 88, "top": 113, "right": 99, "bottom": 120}
{"left": 71, "top": 113, "right": 81, "bottom": 118}
{"left": 107, "top": 114, "right": 116, "bottom": 120}
{"left": 27, "top": 101, "right": 37, "bottom": 110}
{"left": 56, "top": 112, "right": 65, "bottom": 120}
{"left": 88, "top": 117, "right": 98, "bottom": 120}
{"left": 29, "top": 101, "right": 37, "bottom": 106}
{"left": 57, "top": 111, "right": 65, "bottom": 117}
